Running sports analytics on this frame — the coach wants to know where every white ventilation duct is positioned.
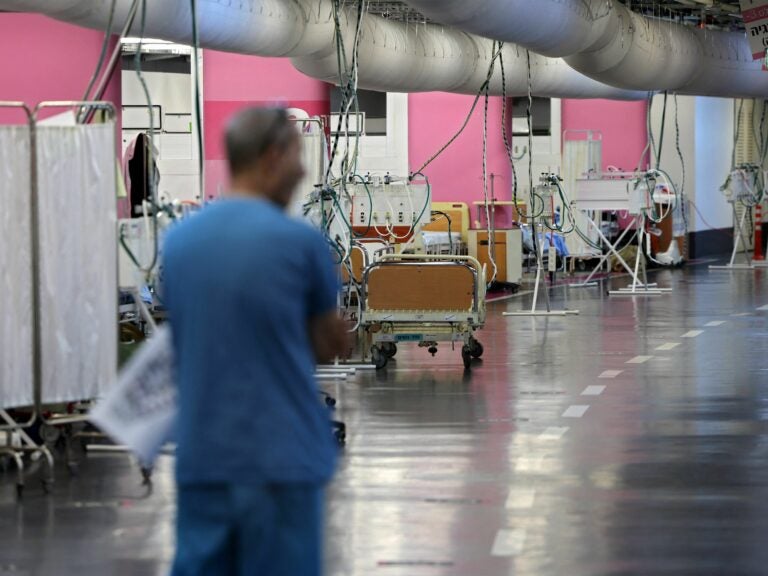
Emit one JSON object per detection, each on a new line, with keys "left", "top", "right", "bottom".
{"left": 290, "top": 14, "right": 645, "bottom": 99}
{"left": 1, "top": 0, "right": 644, "bottom": 100}
{"left": 0, "top": 0, "right": 337, "bottom": 57}
{"left": 402, "top": 0, "right": 768, "bottom": 98}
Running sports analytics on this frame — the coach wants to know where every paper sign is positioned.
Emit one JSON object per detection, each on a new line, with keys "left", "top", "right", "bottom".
{"left": 90, "top": 326, "right": 177, "bottom": 465}
{"left": 740, "top": 0, "right": 768, "bottom": 60}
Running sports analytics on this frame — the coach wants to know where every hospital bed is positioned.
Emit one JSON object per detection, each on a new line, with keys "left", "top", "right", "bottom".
{"left": 420, "top": 202, "right": 470, "bottom": 255}
{"left": 360, "top": 253, "right": 486, "bottom": 371}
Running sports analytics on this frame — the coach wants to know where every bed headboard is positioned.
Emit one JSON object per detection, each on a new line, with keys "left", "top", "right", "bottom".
{"left": 422, "top": 202, "right": 470, "bottom": 242}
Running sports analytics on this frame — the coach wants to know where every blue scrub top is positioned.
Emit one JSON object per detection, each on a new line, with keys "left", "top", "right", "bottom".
{"left": 162, "top": 197, "right": 339, "bottom": 486}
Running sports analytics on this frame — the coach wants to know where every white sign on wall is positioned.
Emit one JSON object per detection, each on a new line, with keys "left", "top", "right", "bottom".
{"left": 740, "top": 0, "right": 768, "bottom": 60}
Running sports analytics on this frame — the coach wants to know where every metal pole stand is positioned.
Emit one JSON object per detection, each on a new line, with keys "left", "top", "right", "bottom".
{"left": 710, "top": 200, "right": 754, "bottom": 271}
{"left": 569, "top": 213, "right": 641, "bottom": 289}
{"left": 0, "top": 410, "right": 54, "bottom": 498}
{"left": 504, "top": 221, "right": 580, "bottom": 317}
{"left": 0, "top": 102, "right": 54, "bottom": 499}
{"left": 609, "top": 217, "right": 671, "bottom": 296}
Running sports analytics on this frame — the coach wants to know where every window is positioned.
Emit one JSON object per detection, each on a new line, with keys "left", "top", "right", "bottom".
{"left": 330, "top": 87, "right": 387, "bottom": 135}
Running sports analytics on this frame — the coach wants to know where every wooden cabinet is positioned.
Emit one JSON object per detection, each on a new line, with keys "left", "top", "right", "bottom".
{"left": 468, "top": 229, "right": 523, "bottom": 286}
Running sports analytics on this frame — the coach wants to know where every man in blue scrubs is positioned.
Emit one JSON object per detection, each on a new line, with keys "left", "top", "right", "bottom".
{"left": 163, "top": 107, "right": 348, "bottom": 576}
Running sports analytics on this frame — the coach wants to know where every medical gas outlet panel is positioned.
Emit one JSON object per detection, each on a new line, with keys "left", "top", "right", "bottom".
{"left": 349, "top": 180, "right": 430, "bottom": 242}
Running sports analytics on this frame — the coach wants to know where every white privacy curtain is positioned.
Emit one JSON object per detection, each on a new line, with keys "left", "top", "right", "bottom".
{"left": 37, "top": 124, "right": 117, "bottom": 404}
{"left": 0, "top": 125, "right": 34, "bottom": 409}
{"left": 563, "top": 138, "right": 603, "bottom": 258}
{"left": 289, "top": 128, "right": 327, "bottom": 220}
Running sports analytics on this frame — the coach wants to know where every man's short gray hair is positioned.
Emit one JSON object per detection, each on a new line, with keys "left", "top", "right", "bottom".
{"left": 225, "top": 107, "right": 296, "bottom": 176}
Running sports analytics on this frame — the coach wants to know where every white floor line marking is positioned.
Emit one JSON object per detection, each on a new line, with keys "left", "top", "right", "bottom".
{"left": 538, "top": 427, "right": 569, "bottom": 441}
{"left": 758, "top": 305, "right": 768, "bottom": 311}
{"left": 599, "top": 370, "right": 624, "bottom": 379}
{"left": 562, "top": 405, "right": 590, "bottom": 418}
{"left": 731, "top": 312, "right": 753, "bottom": 317}
{"left": 492, "top": 529, "right": 527, "bottom": 557}
{"left": 505, "top": 489, "right": 537, "bottom": 510}
{"left": 514, "top": 457, "right": 545, "bottom": 472}
{"left": 681, "top": 330, "right": 704, "bottom": 338}
{"left": 705, "top": 321, "right": 726, "bottom": 327}
{"left": 626, "top": 355, "right": 653, "bottom": 364}
{"left": 656, "top": 343, "right": 681, "bottom": 351}
{"left": 582, "top": 385, "right": 606, "bottom": 396}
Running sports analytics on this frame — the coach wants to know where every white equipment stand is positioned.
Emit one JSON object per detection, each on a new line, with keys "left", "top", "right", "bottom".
{"left": 710, "top": 200, "right": 755, "bottom": 271}
{"left": 504, "top": 176, "right": 580, "bottom": 317}
{"left": 569, "top": 172, "right": 671, "bottom": 296}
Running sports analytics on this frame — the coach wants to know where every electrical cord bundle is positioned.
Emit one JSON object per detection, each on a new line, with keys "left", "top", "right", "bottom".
{"left": 325, "top": 0, "right": 366, "bottom": 187}
{"left": 305, "top": 0, "right": 368, "bottom": 264}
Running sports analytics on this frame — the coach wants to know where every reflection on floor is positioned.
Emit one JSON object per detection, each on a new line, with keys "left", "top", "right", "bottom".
{"left": 2, "top": 263, "right": 768, "bottom": 575}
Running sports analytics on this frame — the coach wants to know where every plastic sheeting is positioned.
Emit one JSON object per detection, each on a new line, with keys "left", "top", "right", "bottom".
{"left": 37, "top": 124, "right": 117, "bottom": 404}
{"left": 0, "top": 126, "right": 34, "bottom": 409}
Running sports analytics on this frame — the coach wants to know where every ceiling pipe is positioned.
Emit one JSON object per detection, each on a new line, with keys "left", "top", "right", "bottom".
{"left": 290, "top": 13, "right": 645, "bottom": 99}
{"left": 0, "top": 0, "right": 643, "bottom": 99}
{"left": 402, "top": 0, "right": 768, "bottom": 98}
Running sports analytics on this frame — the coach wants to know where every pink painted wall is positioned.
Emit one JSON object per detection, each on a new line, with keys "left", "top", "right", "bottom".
{"left": 202, "top": 51, "right": 331, "bottom": 198}
{"left": 561, "top": 99, "right": 648, "bottom": 172}
{"left": 0, "top": 13, "right": 121, "bottom": 124}
{"left": 408, "top": 93, "right": 511, "bottom": 207}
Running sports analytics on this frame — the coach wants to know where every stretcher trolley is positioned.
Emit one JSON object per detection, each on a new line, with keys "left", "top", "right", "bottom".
{"left": 360, "top": 254, "right": 487, "bottom": 371}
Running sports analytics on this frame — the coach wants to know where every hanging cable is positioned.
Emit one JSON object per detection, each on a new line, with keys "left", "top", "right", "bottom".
{"left": 80, "top": 0, "right": 118, "bottom": 107}
{"left": 413, "top": 43, "right": 504, "bottom": 176}
{"left": 120, "top": 0, "right": 159, "bottom": 278}
{"left": 525, "top": 49, "right": 551, "bottom": 309}
{"left": 80, "top": 0, "right": 141, "bottom": 124}
{"left": 498, "top": 47, "right": 519, "bottom": 207}
{"left": 325, "top": 0, "right": 366, "bottom": 187}
{"left": 190, "top": 0, "right": 205, "bottom": 200}
{"left": 656, "top": 91, "right": 668, "bottom": 168}
{"left": 673, "top": 94, "right": 689, "bottom": 251}
{"left": 481, "top": 44, "right": 499, "bottom": 285}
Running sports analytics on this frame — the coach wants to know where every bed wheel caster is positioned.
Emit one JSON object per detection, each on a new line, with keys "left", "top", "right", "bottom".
{"left": 461, "top": 345, "right": 473, "bottom": 371}
{"left": 469, "top": 338, "right": 484, "bottom": 359}
{"left": 41, "top": 478, "right": 53, "bottom": 495}
{"left": 371, "top": 346, "right": 388, "bottom": 370}
{"left": 428, "top": 346, "right": 437, "bottom": 356}
{"left": 141, "top": 467, "right": 153, "bottom": 486}
{"left": 332, "top": 421, "right": 346, "bottom": 447}
{"left": 382, "top": 342, "right": 397, "bottom": 358}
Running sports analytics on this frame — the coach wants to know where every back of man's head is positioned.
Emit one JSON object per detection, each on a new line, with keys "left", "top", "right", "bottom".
{"left": 225, "top": 107, "right": 294, "bottom": 177}
{"left": 224, "top": 107, "right": 305, "bottom": 206}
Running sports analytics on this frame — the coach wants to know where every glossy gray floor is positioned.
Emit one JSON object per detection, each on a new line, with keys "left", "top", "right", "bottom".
{"left": 2, "top": 262, "right": 768, "bottom": 575}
